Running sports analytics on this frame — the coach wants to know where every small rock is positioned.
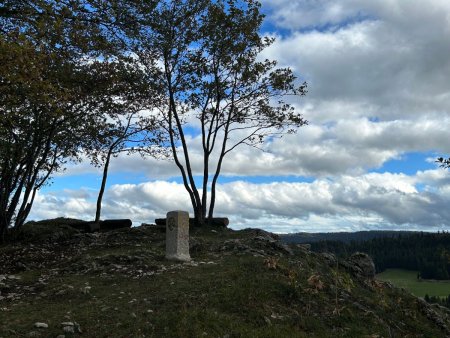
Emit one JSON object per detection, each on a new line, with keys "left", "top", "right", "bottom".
{"left": 74, "top": 322, "right": 82, "bottom": 333}
{"left": 321, "top": 252, "right": 337, "bottom": 266}
{"left": 81, "top": 286, "right": 91, "bottom": 294}
{"left": 8, "top": 275, "right": 21, "bottom": 280}
{"left": 63, "top": 326, "right": 74, "bottom": 333}
{"left": 297, "top": 243, "right": 311, "bottom": 252}
{"left": 60, "top": 322, "right": 74, "bottom": 327}
{"left": 33, "top": 322, "right": 48, "bottom": 328}
{"left": 56, "top": 335, "right": 65, "bottom": 338}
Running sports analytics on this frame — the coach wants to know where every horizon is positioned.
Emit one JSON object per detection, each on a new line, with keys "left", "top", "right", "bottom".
{"left": 30, "top": 0, "right": 450, "bottom": 234}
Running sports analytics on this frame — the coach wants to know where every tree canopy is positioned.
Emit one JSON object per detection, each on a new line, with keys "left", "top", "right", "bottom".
{"left": 437, "top": 157, "right": 450, "bottom": 169}
{"left": 138, "top": 0, "right": 307, "bottom": 225}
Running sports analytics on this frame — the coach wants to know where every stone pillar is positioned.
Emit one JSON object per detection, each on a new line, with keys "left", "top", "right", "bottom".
{"left": 165, "top": 210, "right": 191, "bottom": 262}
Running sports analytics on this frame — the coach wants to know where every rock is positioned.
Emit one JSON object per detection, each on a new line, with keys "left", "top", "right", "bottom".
{"left": 417, "top": 298, "right": 450, "bottom": 334}
{"left": 56, "top": 335, "right": 66, "bottom": 338}
{"left": 67, "top": 221, "right": 89, "bottom": 231}
{"left": 86, "top": 219, "right": 132, "bottom": 232}
{"left": 321, "top": 252, "right": 337, "bottom": 266}
{"left": 7, "top": 275, "right": 21, "bottom": 280}
{"left": 253, "top": 235, "right": 294, "bottom": 255}
{"left": 33, "top": 322, "right": 48, "bottom": 328}
{"left": 155, "top": 217, "right": 229, "bottom": 227}
{"left": 343, "top": 252, "right": 376, "bottom": 279}
{"left": 60, "top": 321, "right": 81, "bottom": 333}
{"left": 254, "top": 235, "right": 276, "bottom": 243}
{"left": 60, "top": 321, "right": 74, "bottom": 327}
{"left": 243, "top": 228, "right": 279, "bottom": 241}
{"left": 100, "top": 219, "right": 132, "bottom": 231}
{"left": 297, "top": 243, "right": 311, "bottom": 252}
{"left": 63, "top": 326, "right": 75, "bottom": 333}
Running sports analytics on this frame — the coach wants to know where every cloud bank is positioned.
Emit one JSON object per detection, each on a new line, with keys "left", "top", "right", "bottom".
{"left": 31, "top": 0, "right": 450, "bottom": 233}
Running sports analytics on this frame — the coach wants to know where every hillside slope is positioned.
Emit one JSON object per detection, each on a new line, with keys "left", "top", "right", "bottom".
{"left": 1, "top": 221, "right": 450, "bottom": 337}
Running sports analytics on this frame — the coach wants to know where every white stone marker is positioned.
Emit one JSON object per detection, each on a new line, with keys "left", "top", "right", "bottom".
{"left": 165, "top": 210, "right": 191, "bottom": 261}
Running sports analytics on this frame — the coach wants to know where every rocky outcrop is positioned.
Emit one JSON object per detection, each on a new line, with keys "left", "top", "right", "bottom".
{"left": 342, "top": 252, "right": 376, "bottom": 279}
{"left": 417, "top": 298, "right": 450, "bottom": 335}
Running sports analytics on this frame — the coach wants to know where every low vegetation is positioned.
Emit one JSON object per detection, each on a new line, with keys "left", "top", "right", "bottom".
{"left": 377, "top": 269, "right": 450, "bottom": 298}
{"left": 1, "top": 220, "right": 450, "bottom": 337}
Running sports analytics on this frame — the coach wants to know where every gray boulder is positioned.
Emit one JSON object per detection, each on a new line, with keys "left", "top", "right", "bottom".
{"left": 343, "top": 252, "right": 376, "bottom": 279}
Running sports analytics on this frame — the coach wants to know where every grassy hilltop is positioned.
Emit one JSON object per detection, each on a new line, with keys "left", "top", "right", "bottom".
{"left": 1, "top": 219, "right": 450, "bottom": 337}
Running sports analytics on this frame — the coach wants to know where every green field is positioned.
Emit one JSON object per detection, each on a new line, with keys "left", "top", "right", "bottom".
{"left": 377, "top": 269, "right": 450, "bottom": 298}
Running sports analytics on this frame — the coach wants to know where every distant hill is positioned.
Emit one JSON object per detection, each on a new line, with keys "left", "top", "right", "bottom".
{"left": 280, "top": 230, "right": 419, "bottom": 244}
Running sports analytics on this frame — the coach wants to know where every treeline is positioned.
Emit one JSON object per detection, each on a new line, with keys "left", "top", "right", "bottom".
{"left": 281, "top": 230, "right": 418, "bottom": 244}
{"left": 424, "top": 294, "right": 450, "bottom": 308}
{"left": 310, "top": 232, "right": 450, "bottom": 280}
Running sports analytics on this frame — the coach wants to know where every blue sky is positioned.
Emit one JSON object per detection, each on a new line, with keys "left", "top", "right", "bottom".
{"left": 32, "top": 0, "right": 450, "bottom": 233}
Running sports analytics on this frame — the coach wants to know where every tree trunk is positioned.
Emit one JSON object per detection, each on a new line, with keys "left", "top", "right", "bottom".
{"left": 208, "top": 113, "right": 231, "bottom": 220}
{"left": 0, "top": 216, "right": 7, "bottom": 243}
{"left": 95, "top": 148, "right": 113, "bottom": 223}
{"left": 208, "top": 154, "right": 224, "bottom": 221}
{"left": 200, "top": 152, "right": 209, "bottom": 225}
{"left": 16, "top": 188, "right": 36, "bottom": 228}
{"left": 166, "top": 81, "right": 203, "bottom": 225}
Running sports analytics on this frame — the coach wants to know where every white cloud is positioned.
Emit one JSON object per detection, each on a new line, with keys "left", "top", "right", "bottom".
{"left": 262, "top": 1, "right": 450, "bottom": 122}
{"left": 29, "top": 169, "right": 450, "bottom": 232}
{"left": 27, "top": 1, "right": 450, "bottom": 234}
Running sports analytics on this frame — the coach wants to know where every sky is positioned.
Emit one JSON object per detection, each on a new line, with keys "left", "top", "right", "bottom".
{"left": 30, "top": 0, "right": 450, "bottom": 233}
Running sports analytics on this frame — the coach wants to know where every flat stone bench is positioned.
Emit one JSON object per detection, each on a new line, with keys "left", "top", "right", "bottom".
{"left": 155, "top": 217, "right": 229, "bottom": 227}
{"left": 70, "top": 219, "right": 132, "bottom": 233}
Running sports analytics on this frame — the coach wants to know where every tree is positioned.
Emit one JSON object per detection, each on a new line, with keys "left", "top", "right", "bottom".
{"left": 0, "top": 0, "right": 152, "bottom": 240}
{"left": 0, "top": 37, "right": 126, "bottom": 239}
{"left": 91, "top": 109, "right": 167, "bottom": 223}
{"left": 139, "top": 0, "right": 307, "bottom": 225}
{"left": 437, "top": 157, "right": 450, "bottom": 169}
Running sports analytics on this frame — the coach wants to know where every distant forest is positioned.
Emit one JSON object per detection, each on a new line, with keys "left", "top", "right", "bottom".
{"left": 284, "top": 231, "right": 450, "bottom": 280}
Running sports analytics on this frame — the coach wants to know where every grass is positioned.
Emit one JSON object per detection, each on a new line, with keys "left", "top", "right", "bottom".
{"left": 1, "top": 223, "right": 450, "bottom": 337}
{"left": 377, "top": 268, "right": 450, "bottom": 298}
